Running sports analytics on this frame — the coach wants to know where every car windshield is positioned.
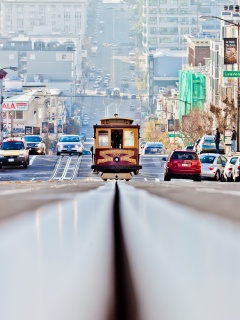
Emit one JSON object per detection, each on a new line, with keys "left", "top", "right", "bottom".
{"left": 171, "top": 152, "right": 198, "bottom": 160}
{"left": 200, "top": 155, "right": 215, "bottom": 164}
{"left": 59, "top": 136, "right": 80, "bottom": 143}
{"left": 204, "top": 137, "right": 214, "bottom": 143}
{"left": 1, "top": 142, "right": 25, "bottom": 150}
{"left": 23, "top": 136, "right": 41, "bottom": 142}
{"left": 146, "top": 143, "right": 163, "bottom": 148}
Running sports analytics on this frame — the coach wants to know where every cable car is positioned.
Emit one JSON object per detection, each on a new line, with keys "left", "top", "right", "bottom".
{"left": 91, "top": 114, "right": 142, "bottom": 181}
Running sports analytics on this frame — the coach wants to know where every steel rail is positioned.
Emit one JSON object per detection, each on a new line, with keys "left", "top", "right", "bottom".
{"left": 50, "top": 155, "right": 82, "bottom": 180}
{"left": 1, "top": 183, "right": 240, "bottom": 319}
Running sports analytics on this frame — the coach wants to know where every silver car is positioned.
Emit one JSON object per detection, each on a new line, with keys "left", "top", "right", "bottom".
{"left": 56, "top": 135, "right": 83, "bottom": 156}
{"left": 222, "top": 156, "right": 240, "bottom": 182}
{"left": 199, "top": 153, "right": 227, "bottom": 181}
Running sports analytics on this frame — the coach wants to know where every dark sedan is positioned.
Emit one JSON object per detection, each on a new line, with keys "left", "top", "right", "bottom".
{"left": 22, "top": 135, "right": 46, "bottom": 155}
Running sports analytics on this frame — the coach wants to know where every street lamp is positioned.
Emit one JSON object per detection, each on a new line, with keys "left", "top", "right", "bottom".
{"left": 199, "top": 15, "right": 240, "bottom": 151}
{"left": 0, "top": 66, "right": 18, "bottom": 142}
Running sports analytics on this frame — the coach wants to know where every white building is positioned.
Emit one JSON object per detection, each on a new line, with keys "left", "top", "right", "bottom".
{"left": 1, "top": 0, "right": 87, "bottom": 37}
{"left": 142, "top": 0, "right": 236, "bottom": 53}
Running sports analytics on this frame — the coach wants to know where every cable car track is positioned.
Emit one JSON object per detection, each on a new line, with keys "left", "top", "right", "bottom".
{"left": 50, "top": 154, "right": 82, "bottom": 180}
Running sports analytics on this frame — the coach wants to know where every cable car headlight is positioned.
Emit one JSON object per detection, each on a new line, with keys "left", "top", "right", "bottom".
{"left": 114, "top": 156, "right": 120, "bottom": 162}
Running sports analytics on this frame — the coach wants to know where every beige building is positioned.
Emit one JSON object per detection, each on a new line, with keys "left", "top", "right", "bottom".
{"left": 0, "top": 0, "right": 87, "bottom": 37}
{"left": 2, "top": 87, "right": 66, "bottom": 140}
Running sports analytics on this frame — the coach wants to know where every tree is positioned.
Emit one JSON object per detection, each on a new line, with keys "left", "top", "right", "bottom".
{"left": 180, "top": 108, "right": 213, "bottom": 145}
{"left": 143, "top": 119, "right": 181, "bottom": 153}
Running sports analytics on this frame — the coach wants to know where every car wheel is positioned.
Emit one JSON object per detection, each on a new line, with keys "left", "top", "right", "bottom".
{"left": 193, "top": 175, "right": 201, "bottom": 181}
{"left": 57, "top": 152, "right": 60, "bottom": 156}
{"left": 23, "top": 162, "right": 28, "bottom": 169}
{"left": 214, "top": 171, "right": 220, "bottom": 181}
{"left": 134, "top": 170, "right": 139, "bottom": 175}
{"left": 227, "top": 175, "right": 233, "bottom": 182}
{"left": 0, "top": 164, "right": 2, "bottom": 169}
{"left": 164, "top": 174, "right": 171, "bottom": 181}
{"left": 221, "top": 174, "right": 226, "bottom": 182}
{"left": 234, "top": 176, "right": 240, "bottom": 182}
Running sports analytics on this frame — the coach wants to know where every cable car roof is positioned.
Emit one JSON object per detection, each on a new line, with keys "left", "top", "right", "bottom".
{"left": 100, "top": 115, "right": 134, "bottom": 125}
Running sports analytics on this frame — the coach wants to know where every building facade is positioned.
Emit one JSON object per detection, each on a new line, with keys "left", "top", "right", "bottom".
{"left": 142, "top": 0, "right": 236, "bottom": 53}
{"left": 0, "top": 0, "right": 87, "bottom": 37}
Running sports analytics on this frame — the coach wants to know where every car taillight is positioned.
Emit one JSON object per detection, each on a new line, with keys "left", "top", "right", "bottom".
{"left": 228, "top": 167, "right": 233, "bottom": 171}
{"left": 209, "top": 166, "right": 214, "bottom": 170}
{"left": 168, "top": 161, "right": 173, "bottom": 168}
{"left": 238, "top": 165, "right": 240, "bottom": 170}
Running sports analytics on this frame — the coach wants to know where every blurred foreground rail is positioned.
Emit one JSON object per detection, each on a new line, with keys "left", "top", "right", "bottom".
{"left": 0, "top": 182, "right": 240, "bottom": 320}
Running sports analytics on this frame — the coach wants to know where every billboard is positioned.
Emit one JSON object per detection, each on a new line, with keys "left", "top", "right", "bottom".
{"left": 224, "top": 38, "right": 237, "bottom": 65}
{"left": 25, "top": 126, "right": 33, "bottom": 135}
{"left": 33, "top": 127, "right": 40, "bottom": 135}
{"left": 49, "top": 122, "right": 54, "bottom": 134}
{"left": 42, "top": 122, "right": 49, "bottom": 133}
{"left": 168, "top": 119, "right": 175, "bottom": 132}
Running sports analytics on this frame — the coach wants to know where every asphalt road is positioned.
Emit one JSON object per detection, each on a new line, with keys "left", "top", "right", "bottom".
{"left": 0, "top": 153, "right": 239, "bottom": 222}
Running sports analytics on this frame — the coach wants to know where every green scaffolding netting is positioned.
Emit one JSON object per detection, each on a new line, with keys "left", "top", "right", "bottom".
{"left": 179, "top": 70, "right": 206, "bottom": 121}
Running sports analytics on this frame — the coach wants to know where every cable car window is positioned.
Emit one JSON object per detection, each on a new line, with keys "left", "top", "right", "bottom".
{"left": 124, "top": 130, "right": 134, "bottom": 147}
{"left": 98, "top": 130, "right": 109, "bottom": 146}
{"left": 111, "top": 130, "right": 122, "bottom": 148}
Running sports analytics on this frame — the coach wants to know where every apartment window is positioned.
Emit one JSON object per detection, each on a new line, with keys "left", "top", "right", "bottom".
{"left": 149, "top": 27, "right": 158, "bottom": 34}
{"left": 180, "top": 0, "right": 188, "bottom": 5}
{"left": 149, "top": 8, "right": 157, "bottom": 14}
{"left": 64, "top": 13, "right": 71, "bottom": 19}
{"left": 149, "top": 0, "right": 157, "bottom": 6}
{"left": 149, "top": 37, "right": 157, "bottom": 45}
{"left": 17, "top": 19, "right": 24, "bottom": 27}
{"left": 181, "top": 27, "right": 189, "bottom": 34}
{"left": 169, "top": 0, "right": 178, "bottom": 5}
{"left": 159, "top": 8, "right": 168, "bottom": 14}
{"left": 6, "top": 6, "right": 12, "bottom": 13}
{"left": 17, "top": 6, "right": 23, "bottom": 13}
{"left": 39, "top": 6, "right": 46, "bottom": 13}
{"left": 16, "top": 111, "right": 23, "bottom": 120}
{"left": 39, "top": 19, "right": 46, "bottom": 26}
{"left": 160, "top": 27, "right": 178, "bottom": 35}
{"left": 149, "top": 17, "right": 157, "bottom": 24}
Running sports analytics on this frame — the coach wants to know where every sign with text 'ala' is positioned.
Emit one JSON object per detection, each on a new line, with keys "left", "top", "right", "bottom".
{"left": 2, "top": 102, "right": 28, "bottom": 111}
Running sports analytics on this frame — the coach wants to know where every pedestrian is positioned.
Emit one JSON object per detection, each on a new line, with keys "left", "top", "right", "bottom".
{"left": 214, "top": 127, "right": 220, "bottom": 154}
{"left": 231, "top": 126, "right": 237, "bottom": 154}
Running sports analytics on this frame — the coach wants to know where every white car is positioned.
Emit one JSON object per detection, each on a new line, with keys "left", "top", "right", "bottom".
{"left": 95, "top": 89, "right": 102, "bottom": 95}
{"left": 93, "top": 82, "right": 99, "bottom": 88}
{"left": 56, "top": 135, "right": 83, "bottom": 156}
{"left": 222, "top": 155, "right": 240, "bottom": 182}
{"left": 199, "top": 153, "right": 227, "bottom": 181}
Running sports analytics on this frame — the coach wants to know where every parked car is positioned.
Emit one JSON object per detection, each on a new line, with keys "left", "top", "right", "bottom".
{"left": 56, "top": 135, "right": 83, "bottom": 156}
{"left": 199, "top": 153, "right": 227, "bottom": 181}
{"left": 22, "top": 135, "right": 46, "bottom": 155}
{"left": 163, "top": 150, "right": 201, "bottom": 181}
{"left": 196, "top": 135, "right": 225, "bottom": 154}
{"left": 142, "top": 142, "right": 163, "bottom": 155}
{"left": 82, "top": 149, "right": 92, "bottom": 155}
{"left": 0, "top": 137, "right": 30, "bottom": 169}
{"left": 222, "top": 155, "right": 240, "bottom": 182}
{"left": 184, "top": 145, "right": 194, "bottom": 151}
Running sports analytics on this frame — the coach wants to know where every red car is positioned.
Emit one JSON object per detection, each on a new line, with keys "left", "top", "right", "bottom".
{"left": 164, "top": 150, "right": 201, "bottom": 181}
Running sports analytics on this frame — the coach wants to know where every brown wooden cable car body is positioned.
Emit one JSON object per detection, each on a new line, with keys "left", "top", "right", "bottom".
{"left": 91, "top": 116, "right": 142, "bottom": 180}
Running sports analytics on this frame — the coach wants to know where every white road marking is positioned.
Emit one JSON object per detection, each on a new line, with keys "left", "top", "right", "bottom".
{"left": 29, "top": 156, "right": 36, "bottom": 166}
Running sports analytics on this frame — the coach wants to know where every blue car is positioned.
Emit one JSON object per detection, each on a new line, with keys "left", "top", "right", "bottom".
{"left": 142, "top": 142, "right": 163, "bottom": 154}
